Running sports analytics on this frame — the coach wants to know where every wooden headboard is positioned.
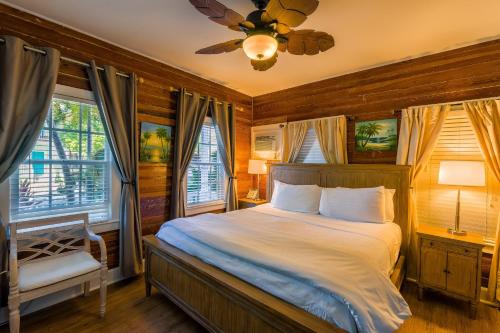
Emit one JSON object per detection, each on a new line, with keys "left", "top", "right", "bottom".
{"left": 267, "top": 163, "right": 411, "bottom": 255}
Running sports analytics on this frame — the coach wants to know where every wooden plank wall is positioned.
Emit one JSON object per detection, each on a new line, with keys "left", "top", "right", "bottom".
{"left": 253, "top": 38, "right": 500, "bottom": 164}
{"left": 0, "top": 3, "right": 253, "bottom": 268}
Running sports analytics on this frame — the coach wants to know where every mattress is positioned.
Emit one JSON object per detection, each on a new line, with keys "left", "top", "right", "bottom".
{"left": 156, "top": 204, "right": 410, "bottom": 333}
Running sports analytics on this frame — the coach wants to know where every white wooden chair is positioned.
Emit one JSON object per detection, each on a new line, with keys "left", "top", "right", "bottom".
{"left": 8, "top": 213, "right": 107, "bottom": 333}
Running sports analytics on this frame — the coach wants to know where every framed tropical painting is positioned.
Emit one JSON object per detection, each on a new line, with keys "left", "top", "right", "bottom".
{"left": 251, "top": 123, "right": 285, "bottom": 160}
{"left": 139, "top": 122, "right": 173, "bottom": 163}
{"left": 355, "top": 118, "right": 398, "bottom": 152}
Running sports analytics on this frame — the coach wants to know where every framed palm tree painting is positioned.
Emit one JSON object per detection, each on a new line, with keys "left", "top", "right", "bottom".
{"left": 140, "top": 122, "right": 173, "bottom": 163}
{"left": 355, "top": 118, "right": 398, "bottom": 152}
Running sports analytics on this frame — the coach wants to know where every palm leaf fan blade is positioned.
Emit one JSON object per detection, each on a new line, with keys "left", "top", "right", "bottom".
{"left": 280, "top": 0, "right": 319, "bottom": 15}
{"left": 189, "top": 0, "right": 245, "bottom": 29}
{"left": 265, "top": 0, "right": 319, "bottom": 27}
{"left": 209, "top": 8, "right": 245, "bottom": 28}
{"left": 285, "top": 30, "right": 334, "bottom": 55}
{"left": 196, "top": 39, "right": 243, "bottom": 54}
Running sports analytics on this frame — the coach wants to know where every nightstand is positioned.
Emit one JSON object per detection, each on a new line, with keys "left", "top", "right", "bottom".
{"left": 238, "top": 198, "right": 267, "bottom": 209}
{"left": 417, "top": 224, "right": 485, "bottom": 318}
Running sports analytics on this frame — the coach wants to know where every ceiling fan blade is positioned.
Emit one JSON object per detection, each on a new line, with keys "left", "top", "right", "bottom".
{"left": 265, "top": 0, "right": 319, "bottom": 27}
{"left": 285, "top": 30, "right": 334, "bottom": 55}
{"left": 196, "top": 39, "right": 244, "bottom": 54}
{"left": 261, "top": 11, "right": 274, "bottom": 24}
{"left": 189, "top": 0, "right": 245, "bottom": 29}
{"left": 239, "top": 20, "right": 256, "bottom": 30}
{"left": 275, "top": 22, "right": 291, "bottom": 34}
{"left": 280, "top": 0, "right": 319, "bottom": 15}
{"left": 277, "top": 39, "right": 288, "bottom": 52}
{"left": 251, "top": 53, "right": 278, "bottom": 71}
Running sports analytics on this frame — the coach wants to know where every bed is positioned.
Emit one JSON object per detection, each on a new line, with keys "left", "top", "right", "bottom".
{"left": 143, "top": 163, "right": 411, "bottom": 333}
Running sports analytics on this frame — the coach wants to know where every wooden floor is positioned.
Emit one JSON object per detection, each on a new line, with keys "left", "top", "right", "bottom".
{"left": 1, "top": 276, "right": 498, "bottom": 333}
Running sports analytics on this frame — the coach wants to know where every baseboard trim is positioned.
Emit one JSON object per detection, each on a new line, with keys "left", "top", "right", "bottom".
{"left": 0, "top": 266, "right": 126, "bottom": 326}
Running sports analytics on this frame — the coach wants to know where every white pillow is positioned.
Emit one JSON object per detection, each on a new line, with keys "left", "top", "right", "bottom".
{"left": 384, "top": 189, "right": 396, "bottom": 222}
{"left": 319, "top": 186, "right": 386, "bottom": 223}
{"left": 271, "top": 180, "right": 322, "bottom": 214}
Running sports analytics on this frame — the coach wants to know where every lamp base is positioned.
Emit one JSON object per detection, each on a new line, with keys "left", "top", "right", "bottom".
{"left": 447, "top": 228, "right": 467, "bottom": 236}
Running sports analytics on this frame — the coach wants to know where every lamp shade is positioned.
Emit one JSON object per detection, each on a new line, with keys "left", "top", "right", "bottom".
{"left": 242, "top": 34, "right": 278, "bottom": 60}
{"left": 438, "top": 161, "right": 486, "bottom": 186}
{"left": 248, "top": 159, "right": 267, "bottom": 175}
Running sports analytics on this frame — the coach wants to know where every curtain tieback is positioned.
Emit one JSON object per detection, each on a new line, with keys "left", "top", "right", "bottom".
{"left": 229, "top": 176, "right": 238, "bottom": 180}
{"left": 122, "top": 180, "right": 136, "bottom": 185}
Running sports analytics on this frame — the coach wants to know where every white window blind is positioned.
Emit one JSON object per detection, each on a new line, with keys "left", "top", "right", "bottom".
{"left": 416, "top": 106, "right": 500, "bottom": 240}
{"left": 186, "top": 118, "right": 226, "bottom": 206}
{"left": 295, "top": 127, "right": 326, "bottom": 163}
{"left": 10, "top": 96, "right": 111, "bottom": 222}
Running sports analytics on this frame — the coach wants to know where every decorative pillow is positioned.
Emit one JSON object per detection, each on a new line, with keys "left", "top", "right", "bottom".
{"left": 271, "top": 180, "right": 322, "bottom": 214}
{"left": 319, "top": 186, "right": 387, "bottom": 223}
{"left": 384, "top": 189, "right": 396, "bottom": 222}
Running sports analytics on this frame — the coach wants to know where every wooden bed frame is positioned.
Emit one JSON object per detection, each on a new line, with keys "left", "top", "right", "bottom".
{"left": 144, "top": 164, "right": 410, "bottom": 333}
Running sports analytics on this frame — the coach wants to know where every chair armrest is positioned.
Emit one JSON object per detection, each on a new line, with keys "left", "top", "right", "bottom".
{"left": 85, "top": 227, "right": 107, "bottom": 265}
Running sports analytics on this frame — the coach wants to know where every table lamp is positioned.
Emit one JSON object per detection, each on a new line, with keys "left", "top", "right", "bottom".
{"left": 248, "top": 159, "right": 267, "bottom": 200}
{"left": 438, "top": 161, "right": 486, "bottom": 236}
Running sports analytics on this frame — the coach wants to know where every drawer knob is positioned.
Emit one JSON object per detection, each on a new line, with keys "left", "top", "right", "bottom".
{"left": 464, "top": 249, "right": 469, "bottom": 253}
{"left": 430, "top": 242, "right": 434, "bottom": 246}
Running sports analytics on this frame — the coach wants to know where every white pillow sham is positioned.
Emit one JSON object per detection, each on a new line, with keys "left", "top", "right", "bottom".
{"left": 319, "top": 186, "right": 387, "bottom": 223}
{"left": 384, "top": 188, "right": 396, "bottom": 222}
{"left": 271, "top": 180, "right": 322, "bottom": 214}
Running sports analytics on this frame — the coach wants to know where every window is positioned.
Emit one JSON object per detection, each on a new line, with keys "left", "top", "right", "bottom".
{"left": 416, "top": 106, "right": 500, "bottom": 242}
{"left": 296, "top": 127, "right": 326, "bottom": 163}
{"left": 7, "top": 87, "right": 113, "bottom": 222}
{"left": 186, "top": 118, "right": 226, "bottom": 211}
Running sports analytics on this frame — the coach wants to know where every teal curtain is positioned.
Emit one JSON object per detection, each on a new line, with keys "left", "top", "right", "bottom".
{"left": 171, "top": 89, "right": 210, "bottom": 218}
{"left": 0, "top": 35, "right": 60, "bottom": 305}
{"left": 211, "top": 100, "right": 238, "bottom": 211}
{"left": 87, "top": 61, "right": 142, "bottom": 278}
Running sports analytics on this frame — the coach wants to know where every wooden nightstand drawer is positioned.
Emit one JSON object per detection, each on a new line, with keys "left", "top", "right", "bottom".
{"left": 421, "top": 239, "right": 447, "bottom": 250}
{"left": 421, "top": 239, "right": 478, "bottom": 258}
{"left": 448, "top": 246, "right": 478, "bottom": 258}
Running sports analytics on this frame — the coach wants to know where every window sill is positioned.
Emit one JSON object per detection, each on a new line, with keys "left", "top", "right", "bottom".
{"left": 90, "top": 219, "right": 119, "bottom": 233}
{"left": 186, "top": 201, "right": 226, "bottom": 216}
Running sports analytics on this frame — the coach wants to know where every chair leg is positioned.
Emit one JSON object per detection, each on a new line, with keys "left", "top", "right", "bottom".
{"left": 83, "top": 281, "right": 91, "bottom": 297}
{"left": 99, "top": 268, "right": 107, "bottom": 318}
{"left": 8, "top": 308, "right": 20, "bottom": 333}
{"left": 8, "top": 289, "right": 20, "bottom": 333}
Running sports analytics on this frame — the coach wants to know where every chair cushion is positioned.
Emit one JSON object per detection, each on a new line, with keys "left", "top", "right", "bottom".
{"left": 19, "top": 251, "right": 101, "bottom": 292}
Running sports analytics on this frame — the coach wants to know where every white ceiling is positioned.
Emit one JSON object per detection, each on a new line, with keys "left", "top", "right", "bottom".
{"left": 4, "top": 0, "right": 500, "bottom": 96}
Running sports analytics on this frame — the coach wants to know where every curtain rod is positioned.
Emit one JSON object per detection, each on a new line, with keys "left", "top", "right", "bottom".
{"left": 0, "top": 37, "right": 130, "bottom": 79}
{"left": 169, "top": 86, "right": 242, "bottom": 110}
{"left": 407, "top": 96, "right": 500, "bottom": 109}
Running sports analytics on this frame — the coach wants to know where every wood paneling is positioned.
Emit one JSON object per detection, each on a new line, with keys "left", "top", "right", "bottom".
{"left": 253, "top": 39, "right": 500, "bottom": 163}
{"left": 0, "top": 3, "right": 252, "bottom": 265}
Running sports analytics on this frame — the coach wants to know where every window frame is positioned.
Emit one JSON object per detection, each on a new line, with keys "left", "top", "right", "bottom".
{"left": 184, "top": 117, "right": 227, "bottom": 216}
{"left": 0, "top": 85, "right": 120, "bottom": 232}
{"left": 415, "top": 105, "right": 499, "bottom": 245}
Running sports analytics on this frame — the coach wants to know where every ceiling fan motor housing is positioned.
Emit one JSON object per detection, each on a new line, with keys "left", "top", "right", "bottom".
{"left": 251, "top": 0, "right": 270, "bottom": 10}
{"left": 246, "top": 10, "right": 273, "bottom": 31}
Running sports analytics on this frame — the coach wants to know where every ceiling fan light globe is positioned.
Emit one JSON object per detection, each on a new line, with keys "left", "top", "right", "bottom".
{"left": 243, "top": 34, "right": 278, "bottom": 60}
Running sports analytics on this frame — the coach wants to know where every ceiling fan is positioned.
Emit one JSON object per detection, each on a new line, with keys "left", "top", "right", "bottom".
{"left": 189, "top": 0, "right": 335, "bottom": 71}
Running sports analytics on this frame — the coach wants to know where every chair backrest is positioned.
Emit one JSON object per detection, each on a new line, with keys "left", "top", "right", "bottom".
{"left": 9, "top": 213, "right": 90, "bottom": 267}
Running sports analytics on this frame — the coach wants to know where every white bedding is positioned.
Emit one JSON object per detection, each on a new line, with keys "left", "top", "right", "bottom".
{"left": 156, "top": 204, "right": 410, "bottom": 332}
{"left": 253, "top": 204, "right": 402, "bottom": 275}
